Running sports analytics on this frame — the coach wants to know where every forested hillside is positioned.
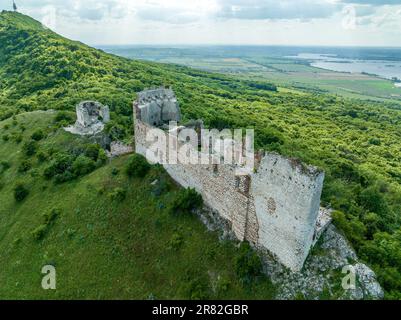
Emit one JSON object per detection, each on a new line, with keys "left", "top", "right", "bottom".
{"left": 1, "top": 12, "right": 401, "bottom": 298}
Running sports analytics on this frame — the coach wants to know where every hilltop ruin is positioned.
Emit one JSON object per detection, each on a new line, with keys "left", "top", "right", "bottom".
{"left": 134, "top": 87, "right": 330, "bottom": 271}
{"left": 65, "top": 101, "right": 110, "bottom": 136}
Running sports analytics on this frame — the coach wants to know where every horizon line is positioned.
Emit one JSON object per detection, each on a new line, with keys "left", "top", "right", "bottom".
{"left": 91, "top": 43, "right": 401, "bottom": 49}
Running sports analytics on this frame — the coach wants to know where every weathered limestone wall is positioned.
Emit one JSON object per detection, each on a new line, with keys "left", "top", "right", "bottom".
{"left": 135, "top": 119, "right": 325, "bottom": 271}
{"left": 251, "top": 154, "right": 325, "bottom": 271}
{"left": 135, "top": 120, "right": 250, "bottom": 240}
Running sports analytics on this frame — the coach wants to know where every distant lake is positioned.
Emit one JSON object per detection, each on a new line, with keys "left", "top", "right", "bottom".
{"left": 288, "top": 53, "right": 401, "bottom": 83}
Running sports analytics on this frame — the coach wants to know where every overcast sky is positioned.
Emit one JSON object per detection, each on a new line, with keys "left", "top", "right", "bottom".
{"left": 1, "top": 0, "right": 401, "bottom": 46}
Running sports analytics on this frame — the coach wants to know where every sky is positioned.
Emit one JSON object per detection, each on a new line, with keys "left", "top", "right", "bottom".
{"left": 1, "top": 0, "right": 401, "bottom": 46}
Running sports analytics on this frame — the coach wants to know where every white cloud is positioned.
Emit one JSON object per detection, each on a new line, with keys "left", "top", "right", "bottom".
{"left": 215, "top": 0, "right": 341, "bottom": 20}
{"left": 1, "top": 0, "right": 401, "bottom": 45}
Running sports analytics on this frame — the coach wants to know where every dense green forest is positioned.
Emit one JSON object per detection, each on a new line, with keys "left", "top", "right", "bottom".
{"left": 1, "top": 12, "right": 401, "bottom": 299}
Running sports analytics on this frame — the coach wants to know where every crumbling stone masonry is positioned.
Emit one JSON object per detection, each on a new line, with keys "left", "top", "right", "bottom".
{"left": 134, "top": 88, "right": 327, "bottom": 272}
{"left": 65, "top": 101, "right": 110, "bottom": 136}
{"left": 135, "top": 87, "right": 181, "bottom": 126}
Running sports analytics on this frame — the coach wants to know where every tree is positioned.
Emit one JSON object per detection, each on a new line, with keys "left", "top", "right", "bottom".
{"left": 125, "top": 154, "right": 151, "bottom": 178}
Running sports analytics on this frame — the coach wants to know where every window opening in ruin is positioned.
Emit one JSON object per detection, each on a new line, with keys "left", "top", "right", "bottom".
{"left": 213, "top": 164, "right": 218, "bottom": 174}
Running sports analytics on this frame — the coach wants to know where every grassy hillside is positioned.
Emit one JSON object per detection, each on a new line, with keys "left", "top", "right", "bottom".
{"left": 0, "top": 111, "right": 276, "bottom": 299}
{"left": 1, "top": 12, "right": 401, "bottom": 298}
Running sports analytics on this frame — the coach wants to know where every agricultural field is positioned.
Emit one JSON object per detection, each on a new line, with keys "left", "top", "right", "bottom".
{"left": 99, "top": 46, "right": 401, "bottom": 103}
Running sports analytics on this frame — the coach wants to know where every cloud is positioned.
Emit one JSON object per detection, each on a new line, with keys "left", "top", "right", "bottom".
{"left": 2, "top": 0, "right": 343, "bottom": 23}
{"left": 215, "top": 0, "right": 341, "bottom": 20}
{"left": 2, "top": 0, "right": 401, "bottom": 46}
{"left": 342, "top": 1, "right": 401, "bottom": 5}
{"left": 132, "top": 0, "right": 219, "bottom": 24}
{"left": 0, "top": 0, "right": 128, "bottom": 21}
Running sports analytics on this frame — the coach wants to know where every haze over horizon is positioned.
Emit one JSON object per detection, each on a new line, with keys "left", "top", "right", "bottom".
{"left": 1, "top": 0, "right": 401, "bottom": 47}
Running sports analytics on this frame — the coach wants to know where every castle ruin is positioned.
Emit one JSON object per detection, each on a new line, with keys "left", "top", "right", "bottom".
{"left": 135, "top": 87, "right": 181, "bottom": 126}
{"left": 65, "top": 101, "right": 110, "bottom": 136}
{"left": 134, "top": 88, "right": 329, "bottom": 272}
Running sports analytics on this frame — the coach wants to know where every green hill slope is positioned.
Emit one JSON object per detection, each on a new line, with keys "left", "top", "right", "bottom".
{"left": 0, "top": 111, "right": 276, "bottom": 299}
{"left": 1, "top": 12, "right": 401, "bottom": 299}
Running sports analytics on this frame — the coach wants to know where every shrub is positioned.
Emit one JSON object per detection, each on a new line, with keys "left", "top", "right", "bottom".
{"left": 31, "top": 129, "right": 45, "bottom": 141}
{"left": 0, "top": 160, "right": 11, "bottom": 173}
{"left": 37, "top": 151, "right": 48, "bottom": 162}
{"left": 332, "top": 210, "right": 366, "bottom": 246}
{"left": 105, "top": 121, "right": 126, "bottom": 140}
{"left": 23, "top": 140, "right": 37, "bottom": 157}
{"left": 185, "top": 277, "right": 210, "bottom": 300}
{"left": 55, "top": 111, "right": 73, "bottom": 123}
{"left": 72, "top": 155, "right": 96, "bottom": 177}
{"left": 359, "top": 185, "right": 389, "bottom": 217}
{"left": 32, "top": 225, "right": 47, "bottom": 241}
{"left": 14, "top": 183, "right": 29, "bottom": 202}
{"left": 18, "top": 160, "right": 32, "bottom": 173}
{"left": 43, "top": 208, "right": 60, "bottom": 225}
{"left": 169, "top": 188, "right": 203, "bottom": 215}
{"left": 30, "top": 169, "right": 39, "bottom": 178}
{"left": 111, "top": 167, "right": 119, "bottom": 176}
{"left": 255, "top": 128, "right": 284, "bottom": 150}
{"left": 44, "top": 153, "right": 74, "bottom": 180}
{"left": 234, "top": 242, "right": 262, "bottom": 284}
{"left": 97, "top": 148, "right": 108, "bottom": 164}
{"left": 84, "top": 144, "right": 101, "bottom": 161}
{"left": 126, "top": 154, "right": 151, "bottom": 178}
{"left": 109, "top": 187, "right": 127, "bottom": 202}
{"left": 168, "top": 233, "right": 184, "bottom": 250}
{"left": 2, "top": 134, "right": 10, "bottom": 142}
{"left": 369, "top": 138, "right": 381, "bottom": 146}
{"left": 14, "top": 134, "right": 23, "bottom": 144}
{"left": 54, "top": 171, "right": 75, "bottom": 184}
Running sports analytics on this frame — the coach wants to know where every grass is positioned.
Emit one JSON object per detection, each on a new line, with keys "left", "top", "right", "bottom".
{"left": 0, "top": 111, "right": 276, "bottom": 299}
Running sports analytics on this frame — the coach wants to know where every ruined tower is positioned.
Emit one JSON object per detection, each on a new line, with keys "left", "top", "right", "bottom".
{"left": 64, "top": 101, "right": 110, "bottom": 136}
{"left": 13, "top": 1, "right": 17, "bottom": 12}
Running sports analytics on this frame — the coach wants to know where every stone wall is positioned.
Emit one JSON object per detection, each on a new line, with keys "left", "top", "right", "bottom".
{"left": 134, "top": 119, "right": 325, "bottom": 271}
{"left": 251, "top": 154, "right": 325, "bottom": 271}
